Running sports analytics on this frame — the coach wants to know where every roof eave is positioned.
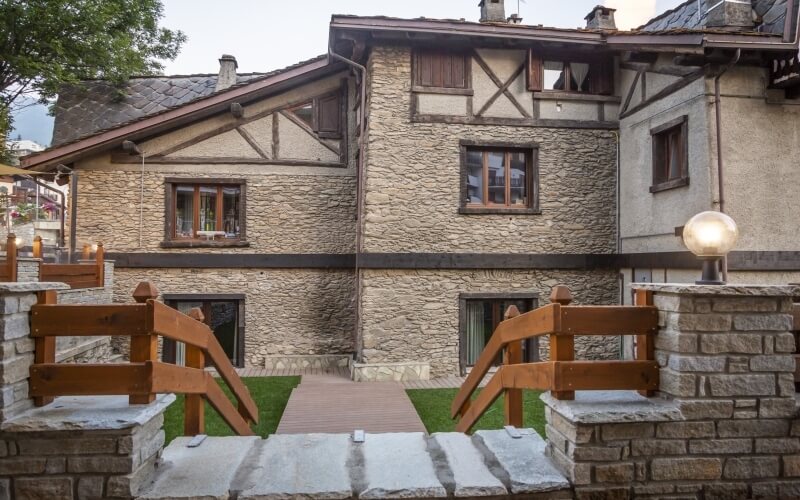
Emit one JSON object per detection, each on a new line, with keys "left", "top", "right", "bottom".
{"left": 22, "top": 57, "right": 339, "bottom": 171}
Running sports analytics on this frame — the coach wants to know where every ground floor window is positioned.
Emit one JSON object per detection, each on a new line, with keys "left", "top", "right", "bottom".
{"left": 162, "top": 294, "right": 245, "bottom": 368}
{"left": 459, "top": 293, "right": 539, "bottom": 373}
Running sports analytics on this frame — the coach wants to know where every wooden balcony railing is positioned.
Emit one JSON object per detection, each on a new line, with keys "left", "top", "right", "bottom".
{"left": 0, "top": 234, "right": 17, "bottom": 282}
{"left": 33, "top": 237, "right": 105, "bottom": 289}
{"left": 28, "top": 281, "right": 258, "bottom": 436}
{"left": 451, "top": 286, "right": 659, "bottom": 433}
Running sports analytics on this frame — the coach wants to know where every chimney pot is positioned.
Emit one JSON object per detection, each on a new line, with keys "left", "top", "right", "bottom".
{"left": 479, "top": 0, "right": 506, "bottom": 23}
{"left": 507, "top": 13, "right": 523, "bottom": 25}
{"left": 216, "top": 54, "right": 238, "bottom": 92}
{"left": 585, "top": 5, "right": 617, "bottom": 30}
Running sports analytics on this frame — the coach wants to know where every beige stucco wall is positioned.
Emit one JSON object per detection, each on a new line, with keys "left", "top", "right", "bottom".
{"left": 363, "top": 45, "right": 618, "bottom": 254}
{"left": 619, "top": 68, "right": 711, "bottom": 253}
{"left": 113, "top": 267, "right": 355, "bottom": 367}
{"left": 360, "top": 269, "right": 620, "bottom": 378}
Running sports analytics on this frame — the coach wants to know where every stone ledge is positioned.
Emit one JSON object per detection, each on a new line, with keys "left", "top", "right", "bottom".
{"left": 633, "top": 283, "right": 800, "bottom": 297}
{"left": 352, "top": 361, "right": 431, "bottom": 382}
{"left": 0, "top": 282, "right": 70, "bottom": 293}
{"left": 541, "top": 391, "right": 683, "bottom": 424}
{"left": 1, "top": 394, "right": 175, "bottom": 432}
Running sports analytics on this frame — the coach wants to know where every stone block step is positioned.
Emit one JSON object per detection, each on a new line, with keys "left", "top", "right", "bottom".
{"left": 135, "top": 430, "right": 571, "bottom": 500}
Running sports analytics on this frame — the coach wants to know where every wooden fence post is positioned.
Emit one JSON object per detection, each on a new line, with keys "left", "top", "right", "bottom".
{"left": 82, "top": 244, "right": 91, "bottom": 261}
{"left": 33, "top": 289, "right": 57, "bottom": 406}
{"left": 635, "top": 289, "right": 656, "bottom": 397}
{"left": 6, "top": 234, "right": 16, "bottom": 282}
{"left": 550, "top": 285, "right": 574, "bottom": 400}
{"left": 95, "top": 242, "right": 104, "bottom": 288}
{"left": 184, "top": 307, "right": 206, "bottom": 435}
{"left": 131, "top": 281, "right": 159, "bottom": 404}
{"left": 32, "top": 236, "right": 42, "bottom": 259}
{"left": 503, "top": 305, "right": 523, "bottom": 427}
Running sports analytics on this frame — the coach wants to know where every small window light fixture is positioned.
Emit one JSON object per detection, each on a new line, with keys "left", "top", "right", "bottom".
{"left": 15, "top": 238, "right": 22, "bottom": 247}
{"left": 682, "top": 211, "right": 739, "bottom": 285}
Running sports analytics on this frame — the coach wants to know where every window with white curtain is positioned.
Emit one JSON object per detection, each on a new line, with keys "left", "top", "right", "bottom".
{"left": 542, "top": 60, "right": 592, "bottom": 92}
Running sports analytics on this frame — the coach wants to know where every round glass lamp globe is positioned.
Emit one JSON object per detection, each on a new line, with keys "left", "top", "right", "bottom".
{"left": 682, "top": 211, "right": 739, "bottom": 257}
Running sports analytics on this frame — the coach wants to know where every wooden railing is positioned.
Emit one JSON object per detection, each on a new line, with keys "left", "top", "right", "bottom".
{"left": 451, "top": 285, "right": 659, "bottom": 433}
{"left": 0, "top": 234, "right": 17, "bottom": 282}
{"left": 28, "top": 281, "right": 258, "bottom": 436}
{"left": 33, "top": 237, "right": 105, "bottom": 288}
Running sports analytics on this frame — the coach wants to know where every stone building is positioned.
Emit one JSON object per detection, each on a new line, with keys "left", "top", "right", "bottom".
{"left": 20, "top": 0, "right": 800, "bottom": 379}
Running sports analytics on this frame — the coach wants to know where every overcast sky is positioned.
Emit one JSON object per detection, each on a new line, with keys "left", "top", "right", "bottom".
{"left": 12, "top": 0, "right": 684, "bottom": 145}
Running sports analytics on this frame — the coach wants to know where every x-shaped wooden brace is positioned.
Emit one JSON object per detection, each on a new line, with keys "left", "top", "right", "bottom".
{"left": 473, "top": 52, "right": 531, "bottom": 119}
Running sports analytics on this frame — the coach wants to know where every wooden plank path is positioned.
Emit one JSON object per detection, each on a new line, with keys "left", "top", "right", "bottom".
{"left": 275, "top": 374, "right": 427, "bottom": 434}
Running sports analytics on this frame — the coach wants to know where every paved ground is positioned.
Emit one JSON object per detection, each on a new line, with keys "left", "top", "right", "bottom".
{"left": 231, "top": 367, "right": 486, "bottom": 389}
{"left": 275, "top": 372, "right": 427, "bottom": 434}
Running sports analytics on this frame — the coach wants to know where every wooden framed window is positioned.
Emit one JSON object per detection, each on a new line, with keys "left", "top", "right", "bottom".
{"left": 162, "top": 295, "right": 245, "bottom": 368}
{"left": 413, "top": 50, "right": 468, "bottom": 89}
{"left": 460, "top": 140, "right": 539, "bottom": 215}
{"left": 459, "top": 293, "right": 539, "bottom": 374}
{"left": 650, "top": 116, "right": 689, "bottom": 193}
{"left": 163, "top": 178, "right": 247, "bottom": 247}
{"left": 528, "top": 49, "right": 613, "bottom": 95}
{"left": 287, "top": 90, "right": 343, "bottom": 139}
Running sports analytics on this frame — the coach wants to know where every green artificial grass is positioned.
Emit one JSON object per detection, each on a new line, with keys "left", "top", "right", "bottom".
{"left": 407, "top": 388, "right": 546, "bottom": 436}
{"left": 163, "top": 376, "right": 300, "bottom": 445}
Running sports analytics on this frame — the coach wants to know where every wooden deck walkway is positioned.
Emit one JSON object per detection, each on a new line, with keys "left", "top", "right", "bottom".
{"left": 229, "top": 367, "right": 488, "bottom": 389}
{"left": 275, "top": 374, "right": 427, "bottom": 434}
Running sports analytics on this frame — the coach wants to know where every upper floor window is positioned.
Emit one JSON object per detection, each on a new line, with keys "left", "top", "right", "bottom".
{"left": 650, "top": 116, "right": 689, "bottom": 193}
{"left": 163, "top": 178, "right": 247, "bottom": 247}
{"left": 288, "top": 91, "right": 342, "bottom": 139}
{"left": 414, "top": 50, "right": 468, "bottom": 89}
{"left": 460, "top": 141, "right": 539, "bottom": 214}
{"left": 528, "top": 50, "right": 613, "bottom": 95}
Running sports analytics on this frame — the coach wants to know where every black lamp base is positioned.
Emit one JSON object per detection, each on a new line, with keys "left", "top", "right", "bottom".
{"left": 696, "top": 258, "right": 724, "bottom": 285}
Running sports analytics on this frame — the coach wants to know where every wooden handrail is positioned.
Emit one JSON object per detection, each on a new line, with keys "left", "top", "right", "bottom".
{"left": 452, "top": 285, "right": 660, "bottom": 432}
{"left": 5, "top": 234, "right": 16, "bottom": 282}
{"left": 29, "top": 281, "right": 259, "bottom": 437}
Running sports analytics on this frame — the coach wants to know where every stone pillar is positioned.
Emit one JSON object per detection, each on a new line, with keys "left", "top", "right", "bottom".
{"left": 544, "top": 284, "right": 800, "bottom": 499}
{"left": 0, "top": 282, "right": 173, "bottom": 499}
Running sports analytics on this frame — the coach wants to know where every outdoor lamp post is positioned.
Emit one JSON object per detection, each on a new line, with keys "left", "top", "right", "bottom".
{"left": 682, "top": 211, "right": 739, "bottom": 285}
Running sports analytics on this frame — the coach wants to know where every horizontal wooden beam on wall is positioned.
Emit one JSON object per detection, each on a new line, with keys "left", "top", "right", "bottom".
{"left": 105, "top": 251, "right": 800, "bottom": 272}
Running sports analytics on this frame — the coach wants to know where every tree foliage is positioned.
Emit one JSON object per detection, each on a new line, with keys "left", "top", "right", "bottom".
{"left": 0, "top": 0, "right": 185, "bottom": 155}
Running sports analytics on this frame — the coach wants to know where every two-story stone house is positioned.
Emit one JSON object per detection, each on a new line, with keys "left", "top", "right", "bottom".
{"left": 21, "top": 0, "right": 800, "bottom": 379}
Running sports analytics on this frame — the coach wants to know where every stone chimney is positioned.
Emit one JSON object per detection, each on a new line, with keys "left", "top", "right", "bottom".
{"left": 704, "top": 0, "right": 754, "bottom": 30}
{"left": 215, "top": 54, "right": 238, "bottom": 92}
{"left": 479, "top": 0, "right": 506, "bottom": 23}
{"left": 585, "top": 5, "right": 617, "bottom": 30}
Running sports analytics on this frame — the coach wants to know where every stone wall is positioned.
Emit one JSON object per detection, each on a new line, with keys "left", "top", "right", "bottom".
{"left": 545, "top": 283, "right": 800, "bottom": 499}
{"left": 73, "top": 168, "right": 356, "bottom": 254}
{"left": 359, "top": 269, "right": 619, "bottom": 378}
{"left": 113, "top": 267, "right": 356, "bottom": 367}
{"left": 362, "top": 45, "right": 617, "bottom": 254}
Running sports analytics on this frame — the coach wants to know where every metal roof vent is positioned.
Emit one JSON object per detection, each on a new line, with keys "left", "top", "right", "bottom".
{"left": 479, "top": 0, "right": 506, "bottom": 23}
{"left": 704, "top": 0, "right": 754, "bottom": 30}
{"left": 585, "top": 5, "right": 617, "bottom": 30}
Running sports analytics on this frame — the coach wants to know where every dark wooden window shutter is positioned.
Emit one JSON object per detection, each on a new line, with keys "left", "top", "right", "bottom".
{"left": 527, "top": 50, "right": 543, "bottom": 92}
{"left": 590, "top": 55, "right": 615, "bottom": 96}
{"left": 414, "top": 50, "right": 467, "bottom": 89}
{"left": 314, "top": 93, "right": 341, "bottom": 138}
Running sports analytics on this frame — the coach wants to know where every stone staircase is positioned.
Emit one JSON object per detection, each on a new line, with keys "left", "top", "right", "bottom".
{"left": 137, "top": 429, "right": 571, "bottom": 499}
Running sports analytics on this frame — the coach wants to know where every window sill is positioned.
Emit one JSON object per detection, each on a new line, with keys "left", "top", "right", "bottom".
{"left": 160, "top": 240, "right": 250, "bottom": 249}
{"left": 412, "top": 85, "right": 474, "bottom": 96}
{"left": 650, "top": 177, "right": 689, "bottom": 193}
{"left": 534, "top": 91, "right": 620, "bottom": 103}
{"left": 459, "top": 207, "right": 542, "bottom": 215}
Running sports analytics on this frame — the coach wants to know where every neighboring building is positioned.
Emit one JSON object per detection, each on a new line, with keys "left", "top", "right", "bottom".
{"left": 19, "top": 0, "right": 800, "bottom": 378}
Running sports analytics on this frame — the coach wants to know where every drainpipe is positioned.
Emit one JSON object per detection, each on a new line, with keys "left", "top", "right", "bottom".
{"left": 328, "top": 40, "right": 367, "bottom": 360}
{"left": 713, "top": 48, "right": 741, "bottom": 282}
{"left": 69, "top": 171, "right": 78, "bottom": 263}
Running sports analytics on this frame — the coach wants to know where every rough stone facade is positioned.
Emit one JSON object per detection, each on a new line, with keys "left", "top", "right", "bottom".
{"left": 362, "top": 45, "right": 617, "bottom": 254}
{"left": 73, "top": 168, "right": 356, "bottom": 254}
{"left": 359, "top": 269, "right": 619, "bottom": 378}
{"left": 546, "top": 284, "right": 800, "bottom": 498}
{"left": 113, "top": 268, "right": 355, "bottom": 367}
